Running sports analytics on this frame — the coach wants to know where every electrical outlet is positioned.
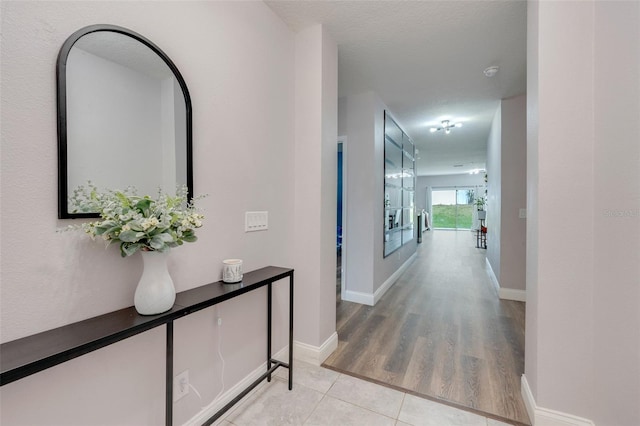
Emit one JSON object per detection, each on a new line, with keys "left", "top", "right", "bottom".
{"left": 519, "top": 208, "right": 527, "bottom": 219}
{"left": 174, "top": 370, "right": 189, "bottom": 402}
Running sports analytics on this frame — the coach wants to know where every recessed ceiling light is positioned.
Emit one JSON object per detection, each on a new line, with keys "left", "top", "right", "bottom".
{"left": 484, "top": 66, "right": 499, "bottom": 77}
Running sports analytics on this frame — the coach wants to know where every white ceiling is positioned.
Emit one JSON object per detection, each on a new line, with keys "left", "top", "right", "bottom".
{"left": 265, "top": 0, "right": 527, "bottom": 176}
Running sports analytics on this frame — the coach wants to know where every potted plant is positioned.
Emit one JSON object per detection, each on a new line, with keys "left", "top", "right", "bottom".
{"left": 65, "top": 183, "right": 204, "bottom": 315}
{"left": 475, "top": 196, "right": 487, "bottom": 220}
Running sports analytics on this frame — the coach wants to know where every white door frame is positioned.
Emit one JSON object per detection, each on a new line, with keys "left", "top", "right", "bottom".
{"left": 338, "top": 136, "right": 347, "bottom": 301}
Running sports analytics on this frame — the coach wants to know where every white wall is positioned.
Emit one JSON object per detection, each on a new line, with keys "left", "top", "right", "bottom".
{"left": 1, "top": 2, "right": 298, "bottom": 424}
{"left": 527, "top": 0, "right": 596, "bottom": 418}
{"left": 525, "top": 1, "right": 640, "bottom": 424}
{"left": 338, "top": 92, "right": 416, "bottom": 302}
{"left": 293, "top": 24, "right": 338, "bottom": 348}
{"left": 486, "top": 105, "right": 502, "bottom": 283}
{"left": 592, "top": 3, "right": 640, "bottom": 424}
{"left": 337, "top": 92, "right": 416, "bottom": 302}
{"left": 340, "top": 92, "right": 376, "bottom": 295}
{"left": 524, "top": 0, "right": 540, "bottom": 404}
{"left": 486, "top": 95, "right": 527, "bottom": 293}
{"left": 499, "top": 95, "right": 526, "bottom": 293}
{"left": 318, "top": 27, "right": 339, "bottom": 345}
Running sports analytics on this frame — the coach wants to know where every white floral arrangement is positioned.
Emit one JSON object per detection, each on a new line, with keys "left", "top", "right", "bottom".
{"left": 67, "top": 183, "right": 204, "bottom": 257}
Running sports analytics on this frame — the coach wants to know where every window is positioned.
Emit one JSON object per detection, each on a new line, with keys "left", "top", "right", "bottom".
{"left": 431, "top": 188, "right": 473, "bottom": 229}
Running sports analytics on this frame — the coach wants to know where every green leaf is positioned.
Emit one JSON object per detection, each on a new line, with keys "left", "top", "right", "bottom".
{"left": 121, "top": 242, "right": 141, "bottom": 257}
{"left": 93, "top": 220, "right": 114, "bottom": 234}
{"left": 119, "top": 230, "right": 143, "bottom": 242}
{"left": 149, "top": 235, "right": 166, "bottom": 250}
{"left": 104, "top": 225, "right": 121, "bottom": 235}
{"left": 115, "top": 192, "right": 131, "bottom": 207}
{"left": 129, "top": 222, "right": 144, "bottom": 232}
{"left": 93, "top": 227, "right": 106, "bottom": 236}
{"left": 135, "top": 198, "right": 152, "bottom": 215}
{"left": 182, "top": 234, "right": 197, "bottom": 243}
{"left": 158, "top": 233, "right": 174, "bottom": 243}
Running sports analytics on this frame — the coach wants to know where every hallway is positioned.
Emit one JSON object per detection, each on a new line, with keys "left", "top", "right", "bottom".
{"left": 324, "top": 230, "right": 529, "bottom": 425}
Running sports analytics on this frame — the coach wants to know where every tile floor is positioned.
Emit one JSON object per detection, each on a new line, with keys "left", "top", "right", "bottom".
{"left": 216, "top": 361, "right": 514, "bottom": 426}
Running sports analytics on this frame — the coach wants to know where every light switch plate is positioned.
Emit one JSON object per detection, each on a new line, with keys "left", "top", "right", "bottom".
{"left": 245, "top": 211, "right": 268, "bottom": 232}
{"left": 519, "top": 208, "right": 527, "bottom": 219}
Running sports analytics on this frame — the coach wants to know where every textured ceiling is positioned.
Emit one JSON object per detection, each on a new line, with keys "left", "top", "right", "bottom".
{"left": 265, "top": 0, "right": 527, "bottom": 176}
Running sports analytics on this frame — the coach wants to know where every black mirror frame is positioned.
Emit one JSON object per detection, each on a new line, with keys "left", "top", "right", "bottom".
{"left": 57, "top": 24, "right": 193, "bottom": 219}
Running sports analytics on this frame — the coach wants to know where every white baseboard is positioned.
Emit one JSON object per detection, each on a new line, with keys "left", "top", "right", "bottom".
{"left": 185, "top": 339, "right": 329, "bottom": 426}
{"left": 293, "top": 332, "right": 338, "bottom": 366}
{"left": 374, "top": 252, "right": 417, "bottom": 305}
{"left": 499, "top": 287, "right": 527, "bottom": 302}
{"left": 184, "top": 346, "right": 287, "bottom": 426}
{"left": 486, "top": 258, "right": 526, "bottom": 302}
{"left": 521, "top": 375, "right": 537, "bottom": 424}
{"left": 343, "top": 252, "right": 417, "bottom": 306}
{"left": 342, "top": 289, "right": 374, "bottom": 305}
{"left": 521, "top": 375, "right": 595, "bottom": 426}
{"left": 485, "top": 258, "right": 500, "bottom": 293}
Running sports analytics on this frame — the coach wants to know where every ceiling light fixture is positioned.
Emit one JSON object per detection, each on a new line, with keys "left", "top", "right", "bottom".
{"left": 430, "top": 120, "right": 463, "bottom": 134}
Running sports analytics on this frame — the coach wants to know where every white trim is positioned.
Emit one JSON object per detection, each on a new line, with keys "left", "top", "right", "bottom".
{"left": 521, "top": 374, "right": 595, "bottom": 426}
{"left": 374, "top": 252, "right": 417, "bottom": 305}
{"left": 341, "top": 252, "right": 416, "bottom": 306}
{"left": 293, "top": 332, "right": 338, "bottom": 366}
{"left": 184, "top": 346, "right": 285, "bottom": 426}
{"left": 499, "top": 287, "right": 527, "bottom": 302}
{"left": 485, "top": 258, "right": 500, "bottom": 292}
{"left": 270, "top": 345, "right": 291, "bottom": 364}
{"left": 521, "top": 374, "right": 537, "bottom": 424}
{"left": 338, "top": 136, "right": 348, "bottom": 302}
{"left": 486, "top": 258, "right": 527, "bottom": 302}
{"left": 342, "top": 289, "right": 374, "bottom": 305}
{"left": 185, "top": 339, "right": 335, "bottom": 426}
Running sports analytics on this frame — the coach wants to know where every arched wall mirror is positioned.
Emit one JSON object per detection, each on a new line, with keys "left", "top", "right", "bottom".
{"left": 57, "top": 24, "right": 193, "bottom": 219}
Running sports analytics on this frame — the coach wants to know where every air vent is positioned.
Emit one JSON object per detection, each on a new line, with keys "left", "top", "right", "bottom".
{"left": 453, "top": 164, "right": 464, "bottom": 168}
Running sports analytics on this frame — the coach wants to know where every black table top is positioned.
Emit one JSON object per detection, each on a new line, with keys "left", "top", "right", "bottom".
{"left": 0, "top": 266, "right": 293, "bottom": 386}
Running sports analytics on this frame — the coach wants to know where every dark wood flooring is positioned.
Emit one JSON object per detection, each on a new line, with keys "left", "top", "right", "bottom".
{"left": 324, "top": 230, "right": 530, "bottom": 425}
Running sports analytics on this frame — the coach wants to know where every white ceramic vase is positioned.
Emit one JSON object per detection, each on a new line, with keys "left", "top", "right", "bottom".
{"left": 134, "top": 250, "right": 176, "bottom": 315}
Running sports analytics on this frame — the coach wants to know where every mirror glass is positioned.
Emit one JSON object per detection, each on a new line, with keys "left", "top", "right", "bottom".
{"left": 58, "top": 25, "right": 192, "bottom": 218}
{"left": 384, "top": 112, "right": 415, "bottom": 257}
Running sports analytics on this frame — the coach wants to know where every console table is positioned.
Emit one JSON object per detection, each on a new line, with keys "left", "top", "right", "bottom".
{"left": 476, "top": 219, "right": 487, "bottom": 249}
{"left": 0, "top": 266, "right": 294, "bottom": 426}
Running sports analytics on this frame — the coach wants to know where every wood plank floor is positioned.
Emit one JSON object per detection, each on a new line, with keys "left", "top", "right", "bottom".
{"left": 324, "top": 230, "right": 530, "bottom": 425}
